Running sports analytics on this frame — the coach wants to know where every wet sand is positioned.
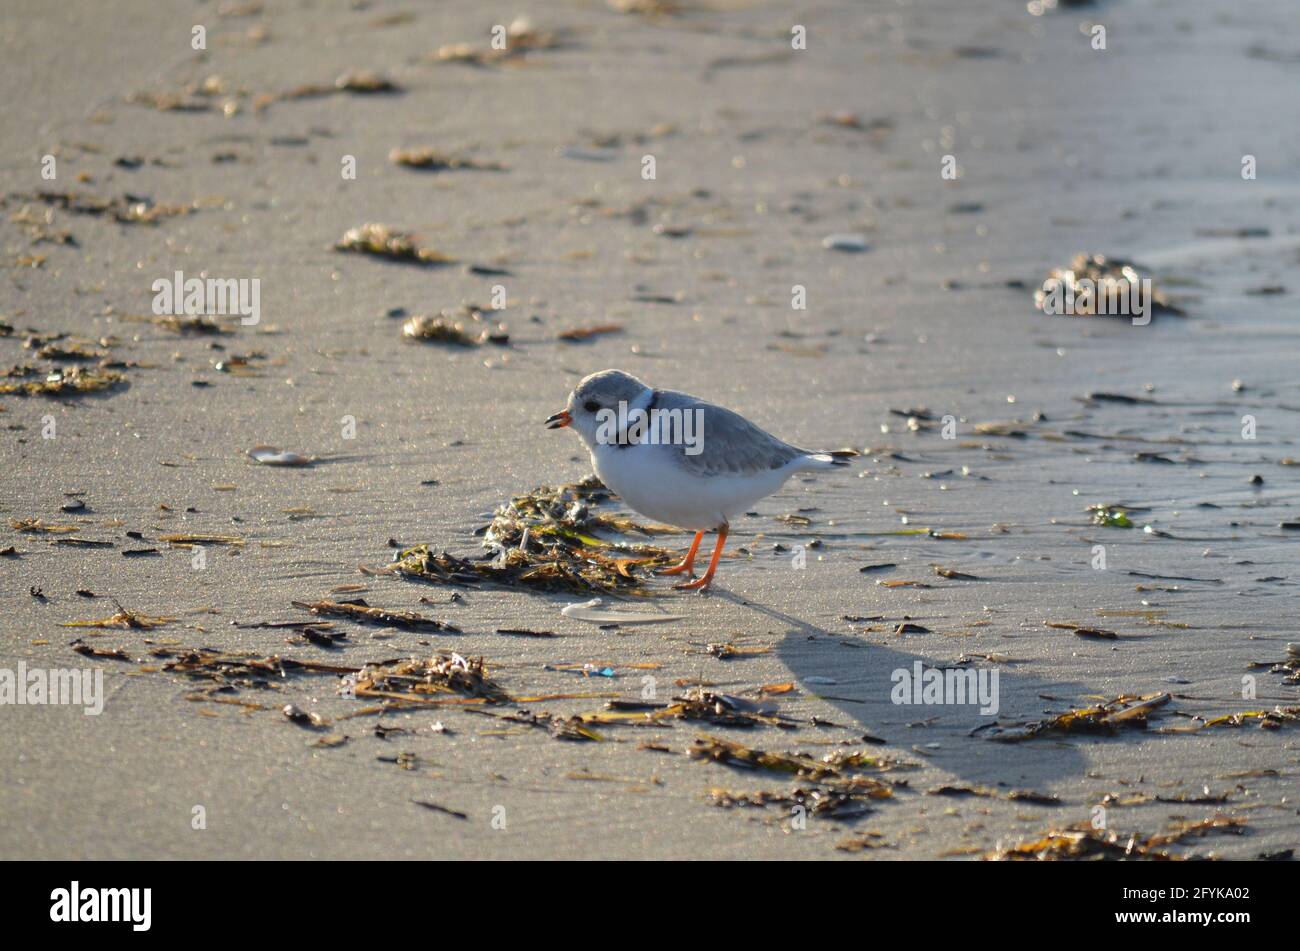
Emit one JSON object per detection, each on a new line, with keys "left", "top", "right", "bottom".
{"left": 2, "top": 0, "right": 1298, "bottom": 859}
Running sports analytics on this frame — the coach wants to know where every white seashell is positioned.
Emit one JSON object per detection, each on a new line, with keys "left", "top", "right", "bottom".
{"left": 560, "top": 597, "right": 686, "bottom": 625}
{"left": 247, "top": 445, "right": 314, "bottom": 466}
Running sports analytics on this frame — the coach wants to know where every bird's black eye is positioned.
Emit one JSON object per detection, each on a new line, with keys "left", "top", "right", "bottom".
{"left": 583, "top": 400, "right": 600, "bottom": 413}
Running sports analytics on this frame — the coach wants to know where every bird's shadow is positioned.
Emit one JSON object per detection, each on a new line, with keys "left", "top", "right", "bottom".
{"left": 715, "top": 591, "right": 1094, "bottom": 790}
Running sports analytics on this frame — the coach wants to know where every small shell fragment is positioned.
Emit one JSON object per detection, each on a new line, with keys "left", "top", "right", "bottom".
{"left": 822, "top": 233, "right": 869, "bottom": 253}
{"left": 282, "top": 704, "right": 327, "bottom": 729}
{"left": 335, "top": 223, "right": 454, "bottom": 267}
{"left": 247, "top": 446, "right": 314, "bottom": 466}
{"left": 402, "top": 314, "right": 485, "bottom": 346}
{"left": 560, "top": 597, "right": 685, "bottom": 625}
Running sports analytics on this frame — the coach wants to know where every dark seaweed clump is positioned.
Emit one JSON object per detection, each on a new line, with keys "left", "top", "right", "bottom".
{"left": 378, "top": 478, "right": 680, "bottom": 596}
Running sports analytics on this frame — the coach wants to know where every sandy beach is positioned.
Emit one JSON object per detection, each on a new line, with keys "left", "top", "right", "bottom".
{"left": 2, "top": 0, "right": 1298, "bottom": 860}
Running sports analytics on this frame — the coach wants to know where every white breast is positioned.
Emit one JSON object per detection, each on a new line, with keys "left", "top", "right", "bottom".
{"left": 590, "top": 441, "right": 794, "bottom": 531}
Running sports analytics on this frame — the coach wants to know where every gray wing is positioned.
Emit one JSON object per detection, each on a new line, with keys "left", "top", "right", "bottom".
{"left": 649, "top": 389, "right": 805, "bottom": 477}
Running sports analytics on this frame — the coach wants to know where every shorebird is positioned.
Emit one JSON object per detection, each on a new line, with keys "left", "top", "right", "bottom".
{"left": 546, "top": 369, "right": 849, "bottom": 590}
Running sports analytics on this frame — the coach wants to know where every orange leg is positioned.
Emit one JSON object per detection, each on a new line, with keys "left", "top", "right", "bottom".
{"left": 657, "top": 530, "right": 704, "bottom": 576}
{"left": 675, "top": 526, "right": 728, "bottom": 591}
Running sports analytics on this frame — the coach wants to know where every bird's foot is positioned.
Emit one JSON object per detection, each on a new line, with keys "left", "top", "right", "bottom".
{"left": 673, "top": 575, "right": 714, "bottom": 592}
{"left": 656, "top": 561, "right": 696, "bottom": 577}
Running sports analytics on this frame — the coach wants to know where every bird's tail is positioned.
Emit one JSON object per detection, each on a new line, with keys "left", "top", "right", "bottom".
{"left": 799, "top": 448, "right": 859, "bottom": 469}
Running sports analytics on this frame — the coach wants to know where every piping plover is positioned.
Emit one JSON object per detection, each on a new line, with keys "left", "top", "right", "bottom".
{"left": 546, "top": 369, "right": 849, "bottom": 591}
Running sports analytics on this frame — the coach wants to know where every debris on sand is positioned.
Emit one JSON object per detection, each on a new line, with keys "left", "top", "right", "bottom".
{"left": 402, "top": 312, "right": 504, "bottom": 347}
{"left": 247, "top": 446, "right": 315, "bottom": 466}
{"left": 688, "top": 734, "right": 911, "bottom": 783}
{"left": 382, "top": 542, "right": 674, "bottom": 597}
{"left": 287, "top": 627, "right": 348, "bottom": 649}
{"left": 1079, "top": 391, "right": 1156, "bottom": 406}
{"left": 282, "top": 703, "right": 328, "bottom": 729}
{"left": 933, "top": 566, "right": 978, "bottom": 580}
{"left": 159, "top": 532, "right": 245, "bottom": 548}
{"left": 1250, "top": 643, "right": 1300, "bottom": 686}
{"left": 926, "top": 784, "right": 1060, "bottom": 805}
{"left": 292, "top": 598, "right": 460, "bottom": 632}
{"left": 354, "top": 653, "right": 507, "bottom": 704}
{"left": 0, "top": 365, "right": 125, "bottom": 397}
{"left": 986, "top": 815, "right": 1246, "bottom": 861}
{"left": 664, "top": 690, "right": 784, "bottom": 727}
{"left": 1072, "top": 627, "right": 1119, "bottom": 641}
{"left": 1144, "top": 814, "right": 1249, "bottom": 848}
{"left": 253, "top": 71, "right": 401, "bottom": 111}
{"left": 70, "top": 640, "right": 133, "bottom": 661}
{"left": 817, "top": 112, "right": 895, "bottom": 142}
{"left": 858, "top": 562, "right": 897, "bottom": 574}
{"left": 1089, "top": 504, "right": 1136, "bottom": 528}
{"left": 432, "top": 17, "right": 564, "bottom": 66}
{"left": 572, "top": 688, "right": 790, "bottom": 730}
{"left": 291, "top": 70, "right": 399, "bottom": 96}
{"left": 213, "top": 352, "right": 268, "bottom": 376}
{"left": 486, "top": 479, "right": 676, "bottom": 546}
{"left": 971, "top": 420, "right": 1029, "bottom": 438}
{"left": 60, "top": 601, "right": 176, "bottom": 630}
{"left": 1045, "top": 621, "right": 1119, "bottom": 640}
{"left": 411, "top": 800, "right": 468, "bottom": 820}
{"left": 389, "top": 148, "right": 505, "bottom": 172}
{"left": 148, "top": 644, "right": 502, "bottom": 706}
{"left": 822, "top": 233, "right": 869, "bottom": 253}
{"left": 1034, "top": 253, "right": 1184, "bottom": 318}
{"left": 374, "top": 478, "right": 679, "bottom": 596}
{"left": 123, "top": 73, "right": 248, "bottom": 115}
{"left": 1195, "top": 706, "right": 1300, "bottom": 731}
{"left": 29, "top": 338, "right": 108, "bottom": 362}
{"left": 609, "top": 0, "right": 685, "bottom": 20}
{"left": 496, "top": 628, "right": 556, "bottom": 639}
{"left": 836, "top": 831, "right": 892, "bottom": 852}
{"left": 706, "top": 641, "right": 771, "bottom": 660}
{"left": 150, "top": 646, "right": 357, "bottom": 690}
{"left": 557, "top": 323, "right": 623, "bottom": 342}
{"left": 983, "top": 693, "right": 1170, "bottom": 742}
{"left": 709, "top": 785, "right": 881, "bottom": 821}
{"left": 539, "top": 713, "right": 608, "bottom": 741}
{"left": 11, "top": 518, "right": 79, "bottom": 534}
{"left": 334, "top": 223, "right": 454, "bottom": 267}
{"left": 126, "top": 90, "right": 218, "bottom": 113}
{"left": 9, "top": 190, "right": 204, "bottom": 226}
{"left": 6, "top": 203, "right": 76, "bottom": 246}
{"left": 120, "top": 313, "right": 231, "bottom": 335}
{"left": 369, "top": 548, "right": 492, "bottom": 586}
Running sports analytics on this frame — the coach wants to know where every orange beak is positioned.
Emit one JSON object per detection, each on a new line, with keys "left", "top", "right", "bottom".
{"left": 545, "top": 409, "right": 572, "bottom": 430}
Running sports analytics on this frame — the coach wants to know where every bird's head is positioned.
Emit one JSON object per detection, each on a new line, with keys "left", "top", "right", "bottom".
{"left": 545, "top": 368, "right": 652, "bottom": 447}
